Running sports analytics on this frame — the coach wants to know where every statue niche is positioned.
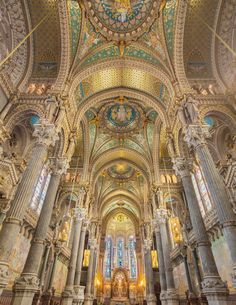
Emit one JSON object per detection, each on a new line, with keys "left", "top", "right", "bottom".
{"left": 112, "top": 269, "right": 128, "bottom": 299}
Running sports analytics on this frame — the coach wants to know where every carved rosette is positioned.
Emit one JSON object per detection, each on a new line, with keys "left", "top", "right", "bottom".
{"left": 172, "top": 157, "right": 193, "bottom": 179}
{"left": 33, "top": 121, "right": 59, "bottom": 147}
{"left": 183, "top": 125, "right": 211, "bottom": 149}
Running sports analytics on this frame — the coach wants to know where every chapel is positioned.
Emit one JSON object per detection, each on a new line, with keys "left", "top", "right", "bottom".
{"left": 0, "top": 1, "right": 236, "bottom": 305}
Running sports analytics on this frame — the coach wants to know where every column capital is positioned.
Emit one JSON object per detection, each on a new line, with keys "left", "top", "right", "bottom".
{"left": 172, "top": 157, "right": 193, "bottom": 178}
{"left": 33, "top": 120, "right": 59, "bottom": 147}
{"left": 155, "top": 208, "right": 169, "bottom": 224}
{"left": 152, "top": 219, "right": 160, "bottom": 233}
{"left": 50, "top": 157, "right": 69, "bottom": 176}
{"left": 73, "top": 207, "right": 86, "bottom": 221}
{"left": 184, "top": 124, "right": 211, "bottom": 149}
{"left": 143, "top": 238, "right": 152, "bottom": 251}
{"left": 89, "top": 238, "right": 98, "bottom": 250}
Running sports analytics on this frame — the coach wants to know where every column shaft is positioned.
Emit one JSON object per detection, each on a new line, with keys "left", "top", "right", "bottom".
{"left": 74, "top": 224, "right": 87, "bottom": 285}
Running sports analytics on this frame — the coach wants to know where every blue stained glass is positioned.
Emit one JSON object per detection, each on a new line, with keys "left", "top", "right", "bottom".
{"left": 30, "top": 115, "right": 40, "bottom": 126}
{"left": 104, "top": 236, "right": 112, "bottom": 278}
{"left": 117, "top": 238, "right": 124, "bottom": 267}
{"left": 204, "top": 116, "right": 214, "bottom": 126}
{"left": 129, "top": 237, "right": 137, "bottom": 278}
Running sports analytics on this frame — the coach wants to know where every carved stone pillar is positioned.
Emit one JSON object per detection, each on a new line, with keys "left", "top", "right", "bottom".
{"left": 61, "top": 207, "right": 86, "bottom": 305}
{"left": 0, "top": 121, "right": 58, "bottom": 296}
{"left": 143, "top": 239, "right": 157, "bottom": 305}
{"left": 10, "top": 157, "right": 68, "bottom": 305}
{"left": 73, "top": 220, "right": 88, "bottom": 305}
{"left": 84, "top": 239, "right": 98, "bottom": 305}
{"left": 184, "top": 124, "right": 236, "bottom": 287}
{"left": 173, "top": 157, "right": 229, "bottom": 305}
{"left": 155, "top": 209, "right": 179, "bottom": 305}
{"left": 153, "top": 221, "right": 167, "bottom": 305}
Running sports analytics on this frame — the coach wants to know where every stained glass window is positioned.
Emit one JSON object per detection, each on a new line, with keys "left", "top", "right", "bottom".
{"left": 30, "top": 165, "right": 51, "bottom": 214}
{"left": 117, "top": 237, "right": 124, "bottom": 268}
{"left": 104, "top": 236, "right": 112, "bottom": 278}
{"left": 128, "top": 236, "right": 137, "bottom": 278}
{"left": 191, "top": 165, "right": 212, "bottom": 216}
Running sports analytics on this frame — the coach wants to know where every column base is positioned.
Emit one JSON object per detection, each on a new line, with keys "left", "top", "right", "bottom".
{"left": 202, "top": 276, "right": 229, "bottom": 305}
{"left": 11, "top": 273, "right": 40, "bottom": 305}
{"left": 160, "top": 291, "right": 167, "bottom": 305}
{"left": 72, "top": 285, "right": 85, "bottom": 305}
{"left": 0, "top": 261, "right": 9, "bottom": 296}
{"left": 165, "top": 289, "right": 179, "bottom": 305}
{"left": 84, "top": 293, "right": 94, "bottom": 305}
{"left": 146, "top": 293, "right": 157, "bottom": 305}
{"left": 61, "top": 287, "right": 75, "bottom": 305}
{"left": 231, "top": 264, "right": 236, "bottom": 288}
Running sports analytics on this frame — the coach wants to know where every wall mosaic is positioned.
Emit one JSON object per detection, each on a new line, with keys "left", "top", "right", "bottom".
{"left": 84, "top": 0, "right": 160, "bottom": 41}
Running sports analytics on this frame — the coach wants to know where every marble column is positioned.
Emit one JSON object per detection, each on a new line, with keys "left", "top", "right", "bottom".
{"left": 155, "top": 209, "right": 179, "bottom": 305}
{"left": 184, "top": 125, "right": 236, "bottom": 286}
{"left": 84, "top": 239, "right": 97, "bottom": 305}
{"left": 11, "top": 157, "right": 68, "bottom": 305}
{"left": 0, "top": 122, "right": 58, "bottom": 296}
{"left": 153, "top": 222, "right": 167, "bottom": 305}
{"left": 173, "top": 157, "right": 229, "bottom": 305}
{"left": 61, "top": 207, "right": 86, "bottom": 305}
{"left": 73, "top": 220, "right": 88, "bottom": 305}
{"left": 143, "top": 239, "right": 157, "bottom": 305}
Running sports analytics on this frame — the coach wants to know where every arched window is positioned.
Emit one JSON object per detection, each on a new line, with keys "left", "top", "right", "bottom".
{"left": 104, "top": 236, "right": 112, "bottom": 278}
{"left": 128, "top": 236, "right": 137, "bottom": 278}
{"left": 30, "top": 165, "right": 51, "bottom": 214}
{"left": 117, "top": 237, "right": 124, "bottom": 268}
{"left": 191, "top": 164, "right": 212, "bottom": 216}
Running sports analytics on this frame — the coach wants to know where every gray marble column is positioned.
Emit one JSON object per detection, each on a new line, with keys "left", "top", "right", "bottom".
{"left": 184, "top": 125, "right": 236, "bottom": 287}
{"left": 155, "top": 209, "right": 179, "bottom": 305}
{"left": 73, "top": 220, "right": 88, "bottom": 305}
{"left": 10, "top": 157, "right": 68, "bottom": 305}
{"left": 153, "top": 222, "right": 167, "bottom": 305}
{"left": 61, "top": 207, "right": 86, "bottom": 305}
{"left": 173, "top": 157, "right": 229, "bottom": 305}
{"left": 0, "top": 122, "right": 58, "bottom": 296}
{"left": 84, "top": 239, "right": 97, "bottom": 305}
{"left": 143, "top": 239, "right": 157, "bottom": 305}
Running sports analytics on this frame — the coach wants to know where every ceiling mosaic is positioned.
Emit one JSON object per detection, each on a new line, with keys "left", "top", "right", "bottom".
{"left": 84, "top": 0, "right": 160, "bottom": 41}
{"left": 98, "top": 98, "right": 144, "bottom": 137}
{"left": 163, "top": 0, "right": 177, "bottom": 58}
{"left": 75, "top": 67, "right": 169, "bottom": 105}
{"left": 29, "top": 0, "right": 60, "bottom": 79}
{"left": 68, "top": 0, "right": 81, "bottom": 59}
{"left": 107, "top": 162, "right": 135, "bottom": 180}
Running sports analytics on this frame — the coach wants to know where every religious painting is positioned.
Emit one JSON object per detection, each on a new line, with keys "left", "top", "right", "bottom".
{"left": 108, "top": 103, "right": 136, "bottom": 127}
{"left": 99, "top": 100, "right": 143, "bottom": 137}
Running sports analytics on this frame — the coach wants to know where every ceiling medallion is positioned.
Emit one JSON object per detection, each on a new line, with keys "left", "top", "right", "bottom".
{"left": 98, "top": 98, "right": 143, "bottom": 137}
{"left": 108, "top": 162, "right": 135, "bottom": 180}
{"left": 84, "top": 0, "right": 160, "bottom": 42}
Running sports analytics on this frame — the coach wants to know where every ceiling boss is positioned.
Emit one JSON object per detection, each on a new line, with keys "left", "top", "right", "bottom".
{"left": 84, "top": 0, "right": 160, "bottom": 42}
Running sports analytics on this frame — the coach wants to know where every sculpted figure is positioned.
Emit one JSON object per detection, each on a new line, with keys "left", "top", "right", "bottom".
{"left": 177, "top": 94, "right": 199, "bottom": 125}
